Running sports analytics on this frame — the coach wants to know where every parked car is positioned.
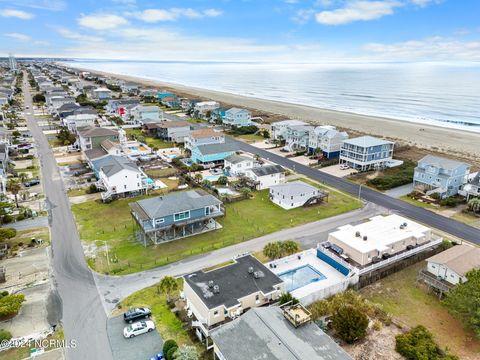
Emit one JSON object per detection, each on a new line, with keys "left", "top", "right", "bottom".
{"left": 123, "top": 307, "right": 151, "bottom": 323}
{"left": 339, "top": 164, "right": 349, "bottom": 170}
{"left": 123, "top": 320, "right": 155, "bottom": 338}
{"left": 149, "top": 352, "right": 164, "bottom": 360}
{"left": 24, "top": 179, "right": 40, "bottom": 187}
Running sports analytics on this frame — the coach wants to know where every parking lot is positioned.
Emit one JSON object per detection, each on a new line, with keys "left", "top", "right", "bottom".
{"left": 107, "top": 315, "right": 163, "bottom": 360}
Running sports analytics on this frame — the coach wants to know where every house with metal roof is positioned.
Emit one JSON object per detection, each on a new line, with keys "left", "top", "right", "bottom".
{"left": 223, "top": 108, "right": 252, "bottom": 127}
{"left": 340, "top": 136, "right": 395, "bottom": 171}
{"left": 308, "top": 125, "right": 349, "bottom": 158}
{"left": 414, "top": 155, "right": 470, "bottom": 198}
{"left": 191, "top": 142, "right": 237, "bottom": 164}
{"left": 183, "top": 255, "right": 284, "bottom": 348}
{"left": 210, "top": 306, "right": 352, "bottom": 360}
{"left": 244, "top": 164, "right": 285, "bottom": 190}
{"left": 269, "top": 180, "right": 328, "bottom": 209}
{"left": 129, "top": 190, "right": 224, "bottom": 244}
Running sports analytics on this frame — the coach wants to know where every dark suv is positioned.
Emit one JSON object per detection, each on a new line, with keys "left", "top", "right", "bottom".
{"left": 24, "top": 179, "right": 40, "bottom": 187}
{"left": 123, "top": 307, "right": 151, "bottom": 323}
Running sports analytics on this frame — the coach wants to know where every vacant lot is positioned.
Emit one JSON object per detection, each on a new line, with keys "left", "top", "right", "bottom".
{"left": 125, "top": 128, "right": 171, "bottom": 149}
{"left": 361, "top": 262, "right": 480, "bottom": 360}
{"left": 73, "top": 184, "right": 361, "bottom": 274}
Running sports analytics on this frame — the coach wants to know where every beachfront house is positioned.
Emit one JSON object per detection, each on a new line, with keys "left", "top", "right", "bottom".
{"left": 131, "top": 105, "right": 161, "bottom": 125}
{"left": 63, "top": 114, "right": 97, "bottom": 132}
{"left": 210, "top": 306, "right": 353, "bottom": 360}
{"left": 129, "top": 189, "right": 224, "bottom": 245}
{"left": 284, "top": 124, "right": 314, "bottom": 152}
{"left": 224, "top": 154, "right": 255, "bottom": 176}
{"left": 92, "top": 88, "right": 113, "bottom": 100}
{"left": 91, "top": 155, "right": 151, "bottom": 201}
{"left": 271, "top": 120, "right": 308, "bottom": 142}
{"left": 413, "top": 155, "right": 470, "bottom": 198}
{"left": 423, "top": 244, "right": 480, "bottom": 288}
{"left": 269, "top": 180, "right": 327, "bottom": 210}
{"left": 223, "top": 108, "right": 252, "bottom": 127}
{"left": 308, "top": 125, "right": 349, "bottom": 158}
{"left": 327, "top": 214, "right": 433, "bottom": 266}
{"left": 184, "top": 129, "right": 224, "bottom": 151}
{"left": 183, "top": 255, "right": 284, "bottom": 348}
{"left": 194, "top": 101, "right": 220, "bottom": 119}
{"left": 339, "top": 136, "right": 395, "bottom": 171}
{"left": 244, "top": 164, "right": 285, "bottom": 190}
{"left": 77, "top": 126, "right": 119, "bottom": 151}
{"left": 152, "top": 121, "right": 191, "bottom": 143}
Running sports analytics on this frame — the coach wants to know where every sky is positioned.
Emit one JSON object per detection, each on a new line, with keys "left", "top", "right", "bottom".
{"left": 0, "top": 0, "right": 479, "bottom": 63}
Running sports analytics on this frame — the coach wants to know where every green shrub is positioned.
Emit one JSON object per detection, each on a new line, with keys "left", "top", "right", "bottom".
{"left": 0, "top": 228, "right": 16, "bottom": 241}
{"left": 166, "top": 346, "right": 178, "bottom": 360}
{"left": 163, "top": 339, "right": 178, "bottom": 358}
{"left": 366, "top": 161, "right": 415, "bottom": 190}
{"left": 0, "top": 294, "right": 26, "bottom": 318}
{"left": 440, "top": 197, "right": 458, "bottom": 207}
{"left": 0, "top": 329, "right": 12, "bottom": 342}
{"left": 278, "top": 293, "right": 299, "bottom": 306}
{"left": 332, "top": 305, "right": 369, "bottom": 344}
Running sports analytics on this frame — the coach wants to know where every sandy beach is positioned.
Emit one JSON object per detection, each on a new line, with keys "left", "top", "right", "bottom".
{"left": 70, "top": 66, "right": 480, "bottom": 158}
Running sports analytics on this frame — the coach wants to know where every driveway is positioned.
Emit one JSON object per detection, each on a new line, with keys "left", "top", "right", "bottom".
{"left": 107, "top": 315, "right": 163, "bottom": 360}
{"left": 385, "top": 183, "right": 414, "bottom": 198}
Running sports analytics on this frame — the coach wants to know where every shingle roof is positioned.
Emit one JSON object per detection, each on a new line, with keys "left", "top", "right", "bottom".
{"left": 343, "top": 135, "right": 393, "bottom": 147}
{"left": 270, "top": 181, "right": 320, "bottom": 197}
{"left": 190, "top": 128, "right": 219, "bottom": 139}
{"left": 184, "top": 255, "right": 283, "bottom": 309}
{"left": 427, "top": 244, "right": 480, "bottom": 277}
{"left": 224, "top": 154, "right": 252, "bottom": 164}
{"left": 196, "top": 142, "right": 236, "bottom": 155}
{"left": 131, "top": 190, "right": 222, "bottom": 220}
{"left": 418, "top": 155, "right": 470, "bottom": 170}
{"left": 250, "top": 164, "right": 284, "bottom": 177}
{"left": 157, "top": 121, "right": 191, "bottom": 129}
{"left": 77, "top": 126, "right": 118, "bottom": 138}
{"left": 84, "top": 147, "right": 108, "bottom": 161}
{"left": 92, "top": 155, "right": 139, "bottom": 177}
{"left": 210, "top": 306, "right": 353, "bottom": 360}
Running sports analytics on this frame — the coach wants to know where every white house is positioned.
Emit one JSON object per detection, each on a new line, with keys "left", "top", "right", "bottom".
{"left": 223, "top": 108, "right": 252, "bottom": 127}
{"left": 244, "top": 164, "right": 285, "bottom": 190}
{"left": 284, "top": 124, "right": 314, "bottom": 152}
{"left": 92, "top": 155, "right": 150, "bottom": 201}
{"left": 461, "top": 173, "right": 480, "bottom": 200}
{"left": 224, "top": 154, "right": 255, "bottom": 176}
{"left": 63, "top": 114, "right": 97, "bottom": 132}
{"left": 92, "top": 88, "right": 113, "bottom": 100}
{"left": 184, "top": 128, "right": 224, "bottom": 151}
{"left": 131, "top": 105, "right": 160, "bottom": 125}
{"left": 308, "top": 126, "right": 349, "bottom": 158}
{"left": 271, "top": 120, "right": 308, "bottom": 141}
{"left": 194, "top": 101, "right": 219, "bottom": 118}
{"left": 426, "top": 244, "right": 480, "bottom": 286}
{"left": 269, "top": 180, "right": 325, "bottom": 210}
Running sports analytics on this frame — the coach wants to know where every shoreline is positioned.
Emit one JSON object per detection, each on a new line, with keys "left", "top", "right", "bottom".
{"left": 67, "top": 64, "right": 480, "bottom": 158}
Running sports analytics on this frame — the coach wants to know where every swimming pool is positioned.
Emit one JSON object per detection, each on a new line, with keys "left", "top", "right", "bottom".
{"left": 203, "top": 175, "right": 221, "bottom": 182}
{"left": 278, "top": 265, "right": 327, "bottom": 292}
{"left": 216, "top": 187, "right": 239, "bottom": 196}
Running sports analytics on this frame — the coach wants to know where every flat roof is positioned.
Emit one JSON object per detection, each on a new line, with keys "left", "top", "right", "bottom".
{"left": 343, "top": 135, "right": 393, "bottom": 147}
{"left": 418, "top": 154, "right": 470, "bottom": 170}
{"left": 210, "top": 306, "right": 352, "bottom": 360}
{"left": 330, "top": 214, "right": 431, "bottom": 253}
{"left": 270, "top": 180, "right": 320, "bottom": 197}
{"left": 184, "top": 255, "right": 283, "bottom": 309}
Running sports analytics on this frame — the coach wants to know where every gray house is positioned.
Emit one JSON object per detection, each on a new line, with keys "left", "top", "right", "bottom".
{"left": 129, "top": 190, "right": 224, "bottom": 245}
{"left": 340, "top": 136, "right": 395, "bottom": 171}
{"left": 413, "top": 155, "right": 470, "bottom": 198}
{"left": 210, "top": 306, "right": 353, "bottom": 360}
{"left": 154, "top": 121, "right": 192, "bottom": 143}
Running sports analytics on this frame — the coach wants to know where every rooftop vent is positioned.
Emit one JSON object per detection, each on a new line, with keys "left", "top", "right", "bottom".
{"left": 208, "top": 280, "right": 214, "bottom": 288}
{"left": 403, "top": 222, "right": 408, "bottom": 227}
{"left": 254, "top": 271, "right": 260, "bottom": 279}
{"left": 363, "top": 235, "right": 368, "bottom": 241}
{"left": 248, "top": 266, "right": 254, "bottom": 274}
{"left": 355, "top": 231, "right": 361, "bottom": 237}
{"left": 213, "top": 285, "right": 220, "bottom": 294}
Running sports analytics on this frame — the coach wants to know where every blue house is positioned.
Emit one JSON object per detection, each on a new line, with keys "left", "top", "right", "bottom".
{"left": 223, "top": 108, "right": 252, "bottom": 127}
{"left": 340, "top": 136, "right": 395, "bottom": 171}
{"left": 191, "top": 143, "right": 237, "bottom": 164}
{"left": 130, "top": 190, "right": 224, "bottom": 245}
{"left": 413, "top": 155, "right": 470, "bottom": 198}
{"left": 212, "top": 107, "right": 228, "bottom": 121}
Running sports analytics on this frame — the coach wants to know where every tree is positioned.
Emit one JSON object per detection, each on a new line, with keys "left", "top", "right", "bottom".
{"left": 263, "top": 242, "right": 281, "bottom": 260}
{"left": 163, "top": 339, "right": 178, "bottom": 360}
{"left": 216, "top": 176, "right": 228, "bottom": 185}
{"left": 194, "top": 173, "right": 203, "bottom": 183}
{"left": 7, "top": 179, "right": 21, "bottom": 208}
{"left": 443, "top": 269, "right": 480, "bottom": 338}
{"left": 331, "top": 305, "right": 369, "bottom": 344}
{"left": 468, "top": 198, "right": 480, "bottom": 214}
{"left": 33, "top": 93, "right": 45, "bottom": 103}
{"left": 0, "top": 293, "right": 26, "bottom": 318}
{"left": 0, "top": 228, "right": 16, "bottom": 241}
{"left": 240, "top": 187, "right": 252, "bottom": 198}
{"left": 278, "top": 292, "right": 299, "bottom": 305}
{"left": 158, "top": 276, "right": 179, "bottom": 302}
{"left": 279, "top": 240, "right": 299, "bottom": 257}
{"left": 174, "top": 345, "right": 199, "bottom": 360}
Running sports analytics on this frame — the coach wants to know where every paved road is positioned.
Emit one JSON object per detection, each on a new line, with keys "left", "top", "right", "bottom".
{"left": 2, "top": 216, "right": 48, "bottom": 230}
{"left": 22, "top": 75, "right": 113, "bottom": 360}
{"left": 95, "top": 203, "right": 383, "bottom": 312}
{"left": 227, "top": 138, "right": 480, "bottom": 243}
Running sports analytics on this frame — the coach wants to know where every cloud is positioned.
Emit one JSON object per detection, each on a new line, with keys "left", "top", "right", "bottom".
{"left": 315, "top": 0, "right": 401, "bottom": 25}
{"left": 78, "top": 13, "right": 128, "bottom": 30}
{"left": 55, "top": 27, "right": 104, "bottom": 42}
{"left": 126, "top": 8, "right": 222, "bottom": 22}
{"left": 0, "top": 0, "right": 65, "bottom": 11}
{"left": 293, "top": 9, "right": 316, "bottom": 24}
{"left": 364, "top": 37, "right": 480, "bottom": 61}
{"left": 0, "top": 8, "right": 34, "bottom": 19}
{"left": 410, "top": 0, "right": 442, "bottom": 7}
{"left": 5, "top": 32, "right": 31, "bottom": 41}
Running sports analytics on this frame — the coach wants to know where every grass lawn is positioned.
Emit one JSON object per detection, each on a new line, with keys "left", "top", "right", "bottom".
{"left": 47, "top": 138, "right": 64, "bottom": 148}
{"left": 186, "top": 118, "right": 207, "bottom": 124}
{"left": 235, "top": 133, "right": 266, "bottom": 143}
{"left": 4, "top": 227, "right": 50, "bottom": 248}
{"left": 73, "top": 185, "right": 361, "bottom": 275}
{"left": 451, "top": 211, "right": 480, "bottom": 229}
{"left": 113, "top": 279, "right": 198, "bottom": 349}
{"left": 145, "top": 167, "right": 177, "bottom": 178}
{"left": 361, "top": 262, "right": 480, "bottom": 359}
{"left": 125, "top": 128, "right": 171, "bottom": 149}
{"left": 67, "top": 188, "right": 87, "bottom": 197}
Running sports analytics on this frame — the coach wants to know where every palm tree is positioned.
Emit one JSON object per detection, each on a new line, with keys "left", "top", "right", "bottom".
{"left": 279, "top": 240, "right": 299, "bottom": 257}
{"left": 18, "top": 172, "right": 28, "bottom": 184}
{"left": 194, "top": 174, "right": 203, "bottom": 183}
{"left": 7, "top": 179, "right": 22, "bottom": 208}
{"left": 263, "top": 242, "right": 281, "bottom": 260}
{"left": 468, "top": 198, "right": 480, "bottom": 214}
{"left": 158, "top": 276, "right": 179, "bottom": 302}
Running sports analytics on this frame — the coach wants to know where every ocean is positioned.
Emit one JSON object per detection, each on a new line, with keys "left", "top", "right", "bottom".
{"left": 69, "top": 60, "right": 480, "bottom": 133}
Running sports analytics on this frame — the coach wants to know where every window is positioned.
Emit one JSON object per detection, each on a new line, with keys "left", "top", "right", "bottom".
{"left": 214, "top": 310, "right": 219, "bottom": 317}
{"left": 174, "top": 211, "right": 190, "bottom": 222}
{"left": 205, "top": 206, "right": 211, "bottom": 216}
{"left": 155, "top": 218, "right": 164, "bottom": 224}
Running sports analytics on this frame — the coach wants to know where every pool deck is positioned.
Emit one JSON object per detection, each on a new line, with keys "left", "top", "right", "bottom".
{"left": 267, "top": 249, "right": 347, "bottom": 300}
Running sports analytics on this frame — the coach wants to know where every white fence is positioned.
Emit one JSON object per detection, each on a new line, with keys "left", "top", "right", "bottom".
{"left": 299, "top": 273, "right": 359, "bottom": 306}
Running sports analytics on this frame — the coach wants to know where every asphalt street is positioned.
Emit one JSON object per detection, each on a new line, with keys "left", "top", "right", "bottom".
{"left": 22, "top": 75, "right": 113, "bottom": 360}
{"left": 227, "top": 137, "right": 480, "bottom": 243}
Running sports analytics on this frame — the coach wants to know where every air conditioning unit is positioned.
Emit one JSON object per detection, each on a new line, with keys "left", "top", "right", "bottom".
{"left": 208, "top": 280, "right": 214, "bottom": 288}
{"left": 248, "top": 266, "right": 254, "bottom": 274}
{"left": 355, "top": 231, "right": 361, "bottom": 237}
{"left": 213, "top": 285, "right": 220, "bottom": 294}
